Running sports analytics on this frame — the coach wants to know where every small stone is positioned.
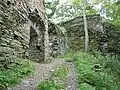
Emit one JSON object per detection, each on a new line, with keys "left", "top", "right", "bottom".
{"left": 23, "top": 80, "right": 29, "bottom": 85}
{"left": 50, "top": 69, "right": 54, "bottom": 72}
{"left": 43, "top": 73, "right": 48, "bottom": 77}
{"left": 68, "top": 86, "right": 71, "bottom": 88}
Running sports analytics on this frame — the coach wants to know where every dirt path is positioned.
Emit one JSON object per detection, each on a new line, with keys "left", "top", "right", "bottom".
{"left": 65, "top": 62, "right": 78, "bottom": 90}
{"left": 8, "top": 59, "right": 65, "bottom": 90}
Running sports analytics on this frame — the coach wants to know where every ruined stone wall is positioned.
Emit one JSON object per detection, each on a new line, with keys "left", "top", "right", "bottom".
{"left": 0, "top": 0, "right": 48, "bottom": 62}
{"left": 0, "top": 0, "right": 29, "bottom": 59}
{"left": 103, "top": 23, "right": 120, "bottom": 54}
{"left": 27, "top": 0, "right": 49, "bottom": 62}
{"left": 60, "top": 15, "right": 120, "bottom": 54}
{"left": 48, "top": 22, "right": 68, "bottom": 57}
{"left": 60, "top": 14, "right": 104, "bottom": 52}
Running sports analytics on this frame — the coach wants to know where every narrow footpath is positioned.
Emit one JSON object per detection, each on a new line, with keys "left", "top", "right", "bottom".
{"left": 8, "top": 59, "right": 78, "bottom": 90}
{"left": 65, "top": 62, "right": 78, "bottom": 90}
{"left": 8, "top": 59, "right": 65, "bottom": 90}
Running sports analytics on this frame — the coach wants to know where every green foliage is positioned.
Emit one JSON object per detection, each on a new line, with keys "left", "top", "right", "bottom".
{"left": 38, "top": 80, "right": 64, "bottom": 90}
{"left": 80, "top": 83, "right": 95, "bottom": 90}
{"left": 72, "top": 0, "right": 82, "bottom": 5}
{"left": 92, "top": 0, "right": 120, "bottom": 27}
{"left": 86, "top": 5, "right": 97, "bottom": 15}
{"left": 38, "top": 65, "right": 69, "bottom": 90}
{"left": 46, "top": 0, "right": 120, "bottom": 26}
{"left": 0, "top": 59, "right": 34, "bottom": 88}
{"left": 53, "top": 4, "right": 82, "bottom": 23}
{"left": 53, "top": 66, "right": 69, "bottom": 79}
{"left": 72, "top": 0, "right": 97, "bottom": 15}
{"left": 74, "top": 52, "right": 120, "bottom": 90}
{"left": 61, "top": 50, "right": 74, "bottom": 58}
{"left": 57, "top": 50, "right": 76, "bottom": 62}
{"left": 45, "top": 0, "right": 59, "bottom": 18}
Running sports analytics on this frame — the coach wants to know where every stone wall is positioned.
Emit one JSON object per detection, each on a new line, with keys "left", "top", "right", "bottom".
{"left": 102, "top": 23, "right": 120, "bottom": 54}
{"left": 60, "top": 14, "right": 103, "bottom": 52}
{"left": 0, "top": 1, "right": 28, "bottom": 59}
{"left": 0, "top": 0, "right": 48, "bottom": 62}
{"left": 60, "top": 15, "right": 120, "bottom": 54}
{"left": 48, "top": 22, "right": 68, "bottom": 57}
{"left": 0, "top": 0, "right": 68, "bottom": 63}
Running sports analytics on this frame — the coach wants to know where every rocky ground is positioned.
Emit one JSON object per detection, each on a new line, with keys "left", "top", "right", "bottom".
{"left": 8, "top": 59, "right": 78, "bottom": 90}
{"left": 65, "top": 62, "right": 78, "bottom": 90}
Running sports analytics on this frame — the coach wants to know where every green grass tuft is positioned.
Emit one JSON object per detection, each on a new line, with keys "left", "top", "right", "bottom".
{"left": 80, "top": 83, "right": 95, "bottom": 90}
{"left": 0, "top": 58, "right": 34, "bottom": 88}
{"left": 38, "top": 65, "right": 69, "bottom": 90}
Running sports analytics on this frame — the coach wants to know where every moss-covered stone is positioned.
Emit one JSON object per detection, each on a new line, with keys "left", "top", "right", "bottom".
{"left": 60, "top": 14, "right": 103, "bottom": 52}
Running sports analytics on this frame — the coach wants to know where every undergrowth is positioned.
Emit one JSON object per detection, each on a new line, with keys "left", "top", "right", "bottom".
{"left": 0, "top": 58, "right": 34, "bottom": 88}
{"left": 38, "top": 65, "right": 69, "bottom": 90}
{"left": 57, "top": 50, "right": 75, "bottom": 62}
{"left": 74, "top": 52, "right": 120, "bottom": 90}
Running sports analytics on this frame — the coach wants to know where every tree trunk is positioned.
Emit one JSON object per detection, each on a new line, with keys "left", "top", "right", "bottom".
{"left": 82, "top": 0, "right": 89, "bottom": 52}
{"left": 44, "top": 14, "right": 50, "bottom": 62}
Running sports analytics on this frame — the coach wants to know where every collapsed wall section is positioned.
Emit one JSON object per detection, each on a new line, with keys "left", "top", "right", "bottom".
{"left": 60, "top": 14, "right": 104, "bottom": 52}
{"left": 48, "top": 22, "right": 68, "bottom": 57}
{"left": 61, "top": 14, "right": 120, "bottom": 54}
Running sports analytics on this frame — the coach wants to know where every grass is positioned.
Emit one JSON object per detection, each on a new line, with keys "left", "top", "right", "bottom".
{"left": 73, "top": 52, "right": 120, "bottom": 90}
{"left": 0, "top": 58, "right": 34, "bottom": 88}
{"left": 53, "top": 65, "right": 69, "bottom": 79}
{"left": 57, "top": 50, "right": 75, "bottom": 62}
{"left": 38, "top": 65, "right": 69, "bottom": 90}
{"left": 80, "top": 83, "right": 95, "bottom": 90}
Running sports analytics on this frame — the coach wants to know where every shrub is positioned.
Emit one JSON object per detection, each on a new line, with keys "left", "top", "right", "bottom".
{"left": 74, "top": 52, "right": 120, "bottom": 90}
{"left": 79, "top": 83, "right": 95, "bottom": 90}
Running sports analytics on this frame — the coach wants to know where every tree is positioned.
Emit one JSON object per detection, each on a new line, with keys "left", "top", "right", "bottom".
{"left": 82, "top": 0, "right": 89, "bottom": 52}
{"left": 72, "top": 0, "right": 89, "bottom": 52}
{"left": 53, "top": 4, "right": 82, "bottom": 23}
{"left": 45, "top": 0, "right": 59, "bottom": 18}
{"left": 45, "top": 0, "right": 82, "bottom": 23}
{"left": 90, "top": 0, "right": 120, "bottom": 27}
